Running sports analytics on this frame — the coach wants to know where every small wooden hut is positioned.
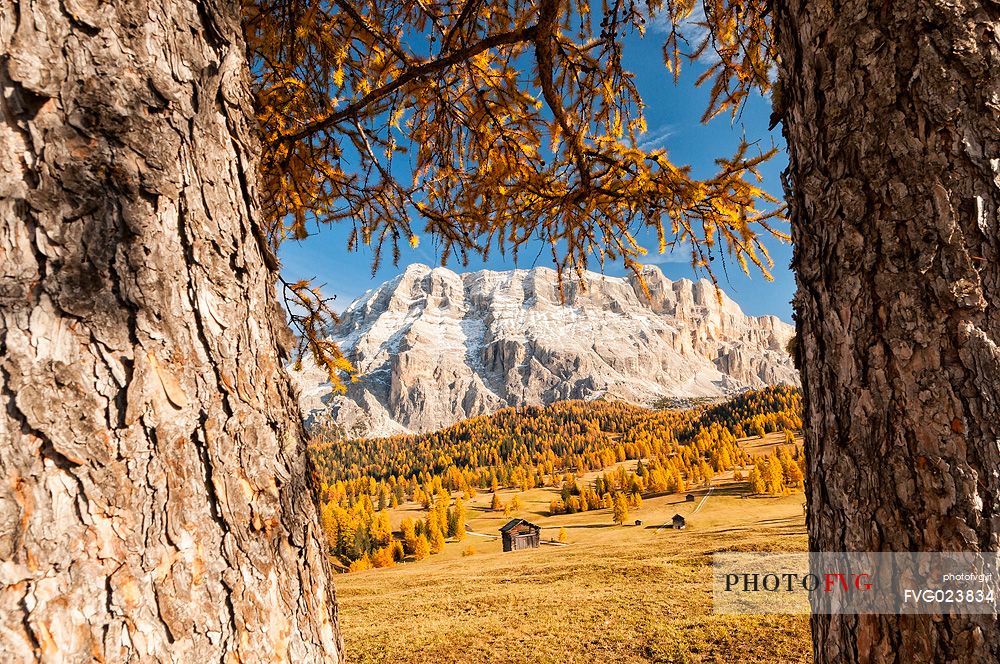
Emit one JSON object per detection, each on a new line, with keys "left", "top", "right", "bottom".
{"left": 672, "top": 514, "right": 686, "bottom": 530}
{"left": 500, "top": 518, "right": 541, "bottom": 551}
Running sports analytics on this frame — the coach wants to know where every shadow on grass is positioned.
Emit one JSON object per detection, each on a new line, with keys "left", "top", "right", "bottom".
{"left": 706, "top": 484, "right": 750, "bottom": 497}
{"left": 756, "top": 516, "right": 801, "bottom": 525}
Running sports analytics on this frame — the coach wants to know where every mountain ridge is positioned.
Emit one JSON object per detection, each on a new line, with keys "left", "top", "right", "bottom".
{"left": 291, "top": 263, "right": 798, "bottom": 437}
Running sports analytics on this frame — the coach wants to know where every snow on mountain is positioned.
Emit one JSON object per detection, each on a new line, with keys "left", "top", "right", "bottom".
{"left": 288, "top": 263, "right": 798, "bottom": 437}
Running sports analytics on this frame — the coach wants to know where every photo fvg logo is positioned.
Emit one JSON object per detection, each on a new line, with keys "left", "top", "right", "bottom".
{"left": 723, "top": 572, "right": 873, "bottom": 594}
{"left": 713, "top": 552, "right": 1000, "bottom": 615}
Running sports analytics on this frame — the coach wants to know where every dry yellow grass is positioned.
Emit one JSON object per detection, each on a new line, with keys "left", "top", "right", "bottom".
{"left": 336, "top": 462, "right": 812, "bottom": 663}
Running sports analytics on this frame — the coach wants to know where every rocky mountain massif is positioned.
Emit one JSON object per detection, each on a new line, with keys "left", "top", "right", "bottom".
{"left": 291, "top": 264, "right": 797, "bottom": 438}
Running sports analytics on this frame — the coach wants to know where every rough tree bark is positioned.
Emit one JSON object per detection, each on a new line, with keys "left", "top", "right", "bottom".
{"left": 775, "top": 0, "right": 1000, "bottom": 661}
{"left": 0, "top": 0, "right": 342, "bottom": 660}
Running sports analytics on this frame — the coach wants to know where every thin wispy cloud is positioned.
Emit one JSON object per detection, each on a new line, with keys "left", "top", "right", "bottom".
{"left": 640, "top": 242, "right": 694, "bottom": 265}
{"left": 638, "top": 124, "right": 677, "bottom": 151}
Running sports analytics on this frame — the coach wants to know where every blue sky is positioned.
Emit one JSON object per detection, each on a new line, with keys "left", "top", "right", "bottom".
{"left": 278, "top": 18, "right": 795, "bottom": 322}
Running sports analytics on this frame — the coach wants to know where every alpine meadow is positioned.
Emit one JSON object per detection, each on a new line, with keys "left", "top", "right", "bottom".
{"left": 1, "top": 1, "right": 998, "bottom": 663}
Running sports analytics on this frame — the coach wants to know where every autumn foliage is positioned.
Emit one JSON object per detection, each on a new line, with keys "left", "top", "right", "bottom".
{"left": 747, "top": 445, "right": 805, "bottom": 496}
{"left": 310, "top": 386, "right": 801, "bottom": 568}
{"left": 242, "top": 0, "right": 782, "bottom": 387}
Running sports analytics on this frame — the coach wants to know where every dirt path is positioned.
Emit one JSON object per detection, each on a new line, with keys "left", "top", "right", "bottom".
{"left": 465, "top": 531, "right": 499, "bottom": 540}
{"left": 654, "top": 486, "right": 715, "bottom": 533}
{"left": 691, "top": 487, "right": 714, "bottom": 514}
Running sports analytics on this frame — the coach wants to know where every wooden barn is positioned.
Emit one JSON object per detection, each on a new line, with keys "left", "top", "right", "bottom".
{"left": 500, "top": 518, "right": 541, "bottom": 552}
{"left": 672, "top": 514, "right": 686, "bottom": 530}
{"left": 685, "top": 493, "right": 696, "bottom": 502}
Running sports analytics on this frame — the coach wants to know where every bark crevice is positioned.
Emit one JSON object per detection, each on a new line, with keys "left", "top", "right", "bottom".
{"left": 776, "top": 0, "right": 1000, "bottom": 660}
{"left": 1, "top": 0, "right": 342, "bottom": 660}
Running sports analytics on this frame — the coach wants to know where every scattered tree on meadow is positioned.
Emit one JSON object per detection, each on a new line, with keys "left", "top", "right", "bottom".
{"left": 748, "top": 467, "right": 768, "bottom": 496}
{"left": 429, "top": 525, "right": 446, "bottom": 554}
{"left": 745, "top": 447, "right": 807, "bottom": 496}
{"left": 760, "top": 457, "right": 786, "bottom": 495}
{"left": 371, "top": 510, "right": 392, "bottom": 549}
{"left": 778, "top": 447, "right": 804, "bottom": 489}
{"left": 401, "top": 518, "right": 418, "bottom": 555}
{"left": 448, "top": 498, "right": 467, "bottom": 540}
{"left": 350, "top": 555, "right": 374, "bottom": 572}
{"left": 612, "top": 493, "right": 630, "bottom": 526}
{"left": 372, "top": 546, "right": 396, "bottom": 568}
{"left": 413, "top": 535, "right": 431, "bottom": 562}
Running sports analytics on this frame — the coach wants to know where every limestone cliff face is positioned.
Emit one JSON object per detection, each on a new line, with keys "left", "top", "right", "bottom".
{"left": 291, "top": 264, "right": 797, "bottom": 437}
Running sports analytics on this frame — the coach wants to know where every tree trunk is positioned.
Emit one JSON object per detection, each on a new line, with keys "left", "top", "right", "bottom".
{"left": 775, "top": 0, "right": 1000, "bottom": 661}
{"left": 0, "top": 0, "right": 342, "bottom": 660}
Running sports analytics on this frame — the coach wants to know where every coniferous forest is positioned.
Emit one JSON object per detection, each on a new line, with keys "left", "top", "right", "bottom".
{"left": 309, "top": 386, "right": 803, "bottom": 569}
